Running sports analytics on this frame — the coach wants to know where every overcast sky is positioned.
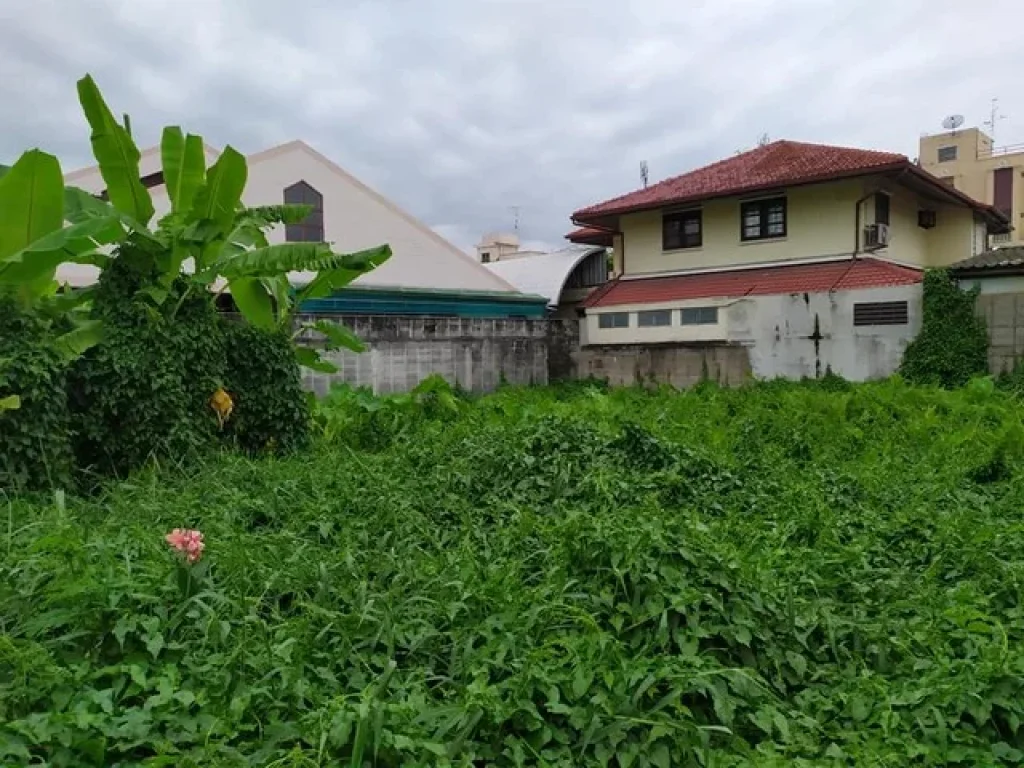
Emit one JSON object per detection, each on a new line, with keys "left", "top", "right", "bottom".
{"left": 2, "top": 0, "right": 1023, "bottom": 252}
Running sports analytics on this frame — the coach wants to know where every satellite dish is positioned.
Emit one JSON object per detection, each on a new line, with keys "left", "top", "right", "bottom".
{"left": 942, "top": 114, "right": 965, "bottom": 132}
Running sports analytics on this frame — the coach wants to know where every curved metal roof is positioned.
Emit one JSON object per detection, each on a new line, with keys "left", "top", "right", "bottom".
{"left": 483, "top": 245, "right": 605, "bottom": 307}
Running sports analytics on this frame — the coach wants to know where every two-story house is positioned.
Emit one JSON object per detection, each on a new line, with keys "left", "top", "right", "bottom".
{"left": 570, "top": 140, "right": 1009, "bottom": 384}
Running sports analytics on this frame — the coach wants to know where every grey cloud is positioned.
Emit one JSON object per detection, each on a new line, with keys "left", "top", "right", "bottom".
{"left": 2, "top": 0, "right": 1023, "bottom": 253}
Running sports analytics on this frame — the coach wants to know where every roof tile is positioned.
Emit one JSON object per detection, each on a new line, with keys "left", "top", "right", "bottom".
{"left": 584, "top": 258, "right": 922, "bottom": 308}
{"left": 574, "top": 140, "right": 907, "bottom": 219}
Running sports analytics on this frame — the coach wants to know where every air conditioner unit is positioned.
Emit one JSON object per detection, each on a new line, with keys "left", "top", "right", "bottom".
{"left": 864, "top": 223, "right": 890, "bottom": 249}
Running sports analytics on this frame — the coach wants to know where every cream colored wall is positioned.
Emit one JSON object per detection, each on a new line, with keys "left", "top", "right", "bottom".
{"left": 621, "top": 179, "right": 864, "bottom": 275}
{"left": 618, "top": 176, "right": 981, "bottom": 276}
{"left": 61, "top": 142, "right": 512, "bottom": 293}
{"left": 586, "top": 298, "right": 730, "bottom": 344}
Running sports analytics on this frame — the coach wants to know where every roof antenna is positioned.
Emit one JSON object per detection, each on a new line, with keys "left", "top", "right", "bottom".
{"left": 640, "top": 161, "right": 649, "bottom": 188}
{"left": 983, "top": 98, "right": 1006, "bottom": 142}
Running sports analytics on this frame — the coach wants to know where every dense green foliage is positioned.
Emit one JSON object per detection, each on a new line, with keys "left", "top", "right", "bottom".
{"left": 901, "top": 269, "right": 989, "bottom": 388}
{"left": 67, "top": 251, "right": 225, "bottom": 479}
{"left": 220, "top": 321, "right": 310, "bottom": 454}
{"left": 4, "top": 379, "right": 1024, "bottom": 765}
{"left": 0, "top": 298, "right": 73, "bottom": 489}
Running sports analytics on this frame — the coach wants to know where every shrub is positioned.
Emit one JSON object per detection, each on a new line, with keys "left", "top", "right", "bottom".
{"left": 67, "top": 250, "right": 224, "bottom": 478}
{"left": 220, "top": 321, "right": 309, "bottom": 454}
{"left": 0, "top": 299, "right": 73, "bottom": 489}
{"left": 900, "top": 268, "right": 989, "bottom": 387}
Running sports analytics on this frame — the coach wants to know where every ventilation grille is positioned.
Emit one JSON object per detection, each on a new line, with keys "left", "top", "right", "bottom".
{"left": 853, "top": 301, "right": 908, "bottom": 326}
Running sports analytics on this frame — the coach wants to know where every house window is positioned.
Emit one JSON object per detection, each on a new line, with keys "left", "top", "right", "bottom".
{"left": 740, "top": 197, "right": 787, "bottom": 241}
{"left": 662, "top": 210, "right": 702, "bottom": 250}
{"left": 284, "top": 181, "right": 324, "bottom": 242}
{"left": 680, "top": 306, "right": 719, "bottom": 325}
{"left": 853, "top": 301, "right": 908, "bottom": 326}
{"left": 874, "top": 193, "right": 890, "bottom": 226}
{"left": 481, "top": 252, "right": 491, "bottom": 263}
{"left": 937, "top": 146, "right": 958, "bottom": 163}
{"left": 638, "top": 310, "right": 672, "bottom": 327}
{"left": 598, "top": 312, "right": 630, "bottom": 329}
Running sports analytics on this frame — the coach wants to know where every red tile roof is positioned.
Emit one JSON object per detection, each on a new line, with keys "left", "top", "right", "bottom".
{"left": 584, "top": 258, "right": 922, "bottom": 308}
{"left": 574, "top": 141, "right": 907, "bottom": 221}
{"left": 566, "top": 226, "right": 614, "bottom": 246}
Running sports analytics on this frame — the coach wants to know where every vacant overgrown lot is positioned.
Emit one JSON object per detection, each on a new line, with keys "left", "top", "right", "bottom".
{"left": 3, "top": 379, "right": 1024, "bottom": 766}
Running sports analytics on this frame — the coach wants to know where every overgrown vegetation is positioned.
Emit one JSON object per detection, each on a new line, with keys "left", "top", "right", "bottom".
{"left": 0, "top": 297, "right": 73, "bottom": 489}
{"left": 0, "top": 74, "right": 390, "bottom": 489}
{"left": 4, "top": 379, "right": 1024, "bottom": 766}
{"left": 901, "top": 269, "right": 989, "bottom": 388}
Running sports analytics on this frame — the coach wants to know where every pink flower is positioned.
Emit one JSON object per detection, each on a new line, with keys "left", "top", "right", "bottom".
{"left": 165, "top": 528, "right": 205, "bottom": 563}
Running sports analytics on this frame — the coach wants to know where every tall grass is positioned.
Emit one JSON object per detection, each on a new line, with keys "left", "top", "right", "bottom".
{"left": 3, "top": 378, "right": 1024, "bottom": 766}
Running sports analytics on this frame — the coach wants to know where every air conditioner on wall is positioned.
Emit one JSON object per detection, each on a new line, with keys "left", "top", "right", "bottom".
{"left": 864, "top": 223, "right": 890, "bottom": 249}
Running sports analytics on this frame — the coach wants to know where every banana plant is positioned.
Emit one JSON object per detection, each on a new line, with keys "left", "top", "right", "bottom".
{"left": 0, "top": 146, "right": 124, "bottom": 359}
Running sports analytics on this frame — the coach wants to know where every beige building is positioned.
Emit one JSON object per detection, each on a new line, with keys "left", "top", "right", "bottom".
{"left": 919, "top": 127, "right": 1024, "bottom": 247}
{"left": 570, "top": 140, "right": 1009, "bottom": 383}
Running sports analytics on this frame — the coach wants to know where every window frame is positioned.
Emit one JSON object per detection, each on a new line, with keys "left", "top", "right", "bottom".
{"left": 637, "top": 309, "right": 672, "bottom": 327}
{"left": 284, "top": 180, "right": 325, "bottom": 242}
{"left": 874, "top": 192, "right": 890, "bottom": 226}
{"left": 937, "top": 145, "right": 958, "bottom": 163}
{"left": 740, "top": 196, "right": 787, "bottom": 242}
{"left": 680, "top": 306, "right": 719, "bottom": 325}
{"left": 597, "top": 312, "right": 630, "bottom": 329}
{"left": 662, "top": 209, "right": 703, "bottom": 251}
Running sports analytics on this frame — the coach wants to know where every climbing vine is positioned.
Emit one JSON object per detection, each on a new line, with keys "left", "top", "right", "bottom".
{"left": 900, "top": 269, "right": 988, "bottom": 388}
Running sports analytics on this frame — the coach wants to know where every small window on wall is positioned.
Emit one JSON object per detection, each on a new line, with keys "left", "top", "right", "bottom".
{"left": 598, "top": 312, "right": 630, "bottom": 329}
{"left": 662, "top": 210, "right": 702, "bottom": 250}
{"left": 481, "top": 252, "right": 492, "bottom": 263}
{"left": 937, "top": 146, "right": 958, "bottom": 163}
{"left": 284, "top": 181, "right": 324, "bottom": 242}
{"left": 853, "top": 301, "right": 908, "bottom": 326}
{"left": 740, "top": 197, "right": 786, "bottom": 241}
{"left": 638, "top": 309, "right": 672, "bottom": 327}
{"left": 680, "top": 306, "right": 719, "bottom": 325}
{"left": 874, "top": 192, "right": 890, "bottom": 226}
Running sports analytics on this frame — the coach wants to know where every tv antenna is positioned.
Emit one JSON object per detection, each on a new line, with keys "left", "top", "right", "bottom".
{"left": 640, "top": 161, "right": 649, "bottom": 188}
{"left": 984, "top": 98, "right": 1006, "bottom": 142}
{"left": 508, "top": 205, "right": 521, "bottom": 233}
{"left": 942, "top": 114, "right": 964, "bottom": 134}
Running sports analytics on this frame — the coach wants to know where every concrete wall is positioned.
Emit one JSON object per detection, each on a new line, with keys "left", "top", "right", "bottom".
{"left": 581, "top": 284, "right": 921, "bottom": 383}
{"left": 547, "top": 318, "right": 580, "bottom": 381}
{"left": 962, "top": 278, "right": 1024, "bottom": 373}
{"left": 297, "top": 314, "right": 548, "bottom": 395}
{"left": 618, "top": 175, "right": 983, "bottom": 277}
{"left": 577, "top": 344, "right": 751, "bottom": 389}
{"left": 728, "top": 284, "right": 922, "bottom": 380}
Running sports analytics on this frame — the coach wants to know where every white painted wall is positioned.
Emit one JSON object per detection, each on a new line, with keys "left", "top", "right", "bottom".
{"left": 61, "top": 141, "right": 513, "bottom": 294}
{"left": 585, "top": 284, "right": 922, "bottom": 381}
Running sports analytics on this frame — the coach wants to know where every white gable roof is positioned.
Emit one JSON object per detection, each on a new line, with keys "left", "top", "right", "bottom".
{"left": 59, "top": 140, "right": 513, "bottom": 294}
{"left": 485, "top": 246, "right": 604, "bottom": 307}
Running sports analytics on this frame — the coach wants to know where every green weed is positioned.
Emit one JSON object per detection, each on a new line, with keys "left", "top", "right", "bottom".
{"left": 3, "top": 379, "right": 1024, "bottom": 766}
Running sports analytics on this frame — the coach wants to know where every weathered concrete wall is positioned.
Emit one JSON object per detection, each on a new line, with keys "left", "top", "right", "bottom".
{"left": 974, "top": 291, "right": 1024, "bottom": 373}
{"left": 297, "top": 314, "right": 548, "bottom": 394}
{"left": 547, "top": 318, "right": 580, "bottom": 381}
{"left": 729, "top": 284, "right": 923, "bottom": 381}
{"left": 577, "top": 344, "right": 751, "bottom": 388}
